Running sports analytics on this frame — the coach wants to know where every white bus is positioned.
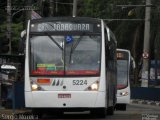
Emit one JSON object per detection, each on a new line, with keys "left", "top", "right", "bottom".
{"left": 24, "top": 17, "right": 117, "bottom": 117}
{"left": 116, "top": 49, "right": 135, "bottom": 111}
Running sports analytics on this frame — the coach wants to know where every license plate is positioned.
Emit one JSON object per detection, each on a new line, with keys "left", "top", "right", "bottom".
{"left": 58, "top": 94, "right": 71, "bottom": 98}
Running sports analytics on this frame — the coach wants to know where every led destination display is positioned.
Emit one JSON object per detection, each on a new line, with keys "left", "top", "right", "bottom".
{"left": 31, "top": 22, "right": 94, "bottom": 32}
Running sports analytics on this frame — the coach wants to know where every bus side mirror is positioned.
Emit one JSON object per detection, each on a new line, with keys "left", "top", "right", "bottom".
{"left": 132, "top": 60, "right": 136, "bottom": 69}
{"left": 131, "top": 56, "right": 136, "bottom": 69}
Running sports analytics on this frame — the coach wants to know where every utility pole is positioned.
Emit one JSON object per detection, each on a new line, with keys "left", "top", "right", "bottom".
{"left": 72, "top": 0, "right": 78, "bottom": 17}
{"left": 7, "top": 0, "right": 11, "bottom": 54}
{"left": 141, "top": 0, "right": 151, "bottom": 87}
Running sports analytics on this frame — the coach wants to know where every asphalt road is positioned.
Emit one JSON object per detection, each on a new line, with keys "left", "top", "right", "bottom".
{"left": 107, "top": 104, "right": 160, "bottom": 120}
{"left": 40, "top": 104, "right": 160, "bottom": 120}
{"left": 0, "top": 103, "right": 160, "bottom": 120}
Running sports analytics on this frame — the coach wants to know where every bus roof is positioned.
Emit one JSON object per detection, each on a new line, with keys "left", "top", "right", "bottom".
{"left": 30, "top": 17, "right": 102, "bottom": 23}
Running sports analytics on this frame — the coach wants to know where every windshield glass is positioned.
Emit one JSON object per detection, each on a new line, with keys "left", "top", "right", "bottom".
{"left": 30, "top": 36, "right": 64, "bottom": 75}
{"left": 30, "top": 35, "right": 101, "bottom": 76}
{"left": 117, "top": 60, "right": 128, "bottom": 89}
{"left": 65, "top": 36, "right": 101, "bottom": 75}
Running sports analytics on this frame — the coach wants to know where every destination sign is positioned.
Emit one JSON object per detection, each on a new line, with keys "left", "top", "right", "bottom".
{"left": 117, "top": 52, "right": 124, "bottom": 58}
{"left": 31, "top": 22, "right": 95, "bottom": 32}
{"left": 117, "top": 52, "right": 128, "bottom": 60}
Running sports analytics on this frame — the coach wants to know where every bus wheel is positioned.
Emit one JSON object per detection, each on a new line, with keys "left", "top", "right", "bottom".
{"left": 120, "top": 104, "right": 126, "bottom": 111}
{"left": 107, "top": 106, "right": 114, "bottom": 115}
{"left": 116, "top": 104, "right": 126, "bottom": 111}
{"left": 91, "top": 108, "right": 106, "bottom": 118}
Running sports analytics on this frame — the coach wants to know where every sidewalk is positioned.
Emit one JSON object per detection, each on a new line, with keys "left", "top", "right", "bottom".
{"left": 131, "top": 99, "right": 160, "bottom": 106}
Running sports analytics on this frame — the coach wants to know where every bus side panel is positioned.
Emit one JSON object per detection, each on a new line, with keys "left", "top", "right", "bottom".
{"left": 25, "top": 20, "right": 31, "bottom": 92}
{"left": 98, "top": 20, "right": 107, "bottom": 107}
{"left": 94, "top": 91, "right": 106, "bottom": 107}
{"left": 25, "top": 92, "right": 34, "bottom": 107}
{"left": 105, "top": 26, "right": 117, "bottom": 108}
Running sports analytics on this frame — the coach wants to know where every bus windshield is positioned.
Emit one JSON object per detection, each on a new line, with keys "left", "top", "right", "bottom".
{"left": 30, "top": 35, "right": 101, "bottom": 76}
{"left": 117, "top": 60, "right": 128, "bottom": 89}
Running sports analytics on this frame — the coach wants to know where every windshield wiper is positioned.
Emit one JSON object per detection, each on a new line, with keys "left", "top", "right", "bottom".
{"left": 70, "top": 36, "right": 83, "bottom": 54}
{"left": 48, "top": 36, "right": 63, "bottom": 51}
{"left": 40, "top": 22, "right": 63, "bottom": 51}
{"left": 45, "top": 33, "right": 63, "bottom": 51}
{"left": 68, "top": 36, "right": 83, "bottom": 64}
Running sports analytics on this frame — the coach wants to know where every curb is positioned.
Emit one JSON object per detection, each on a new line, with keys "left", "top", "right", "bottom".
{"left": 131, "top": 99, "right": 160, "bottom": 106}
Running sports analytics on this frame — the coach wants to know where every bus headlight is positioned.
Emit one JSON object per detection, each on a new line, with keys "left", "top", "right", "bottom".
{"left": 91, "top": 83, "right": 98, "bottom": 90}
{"left": 120, "top": 91, "right": 128, "bottom": 96}
{"left": 87, "top": 81, "right": 99, "bottom": 91}
{"left": 31, "top": 84, "right": 38, "bottom": 91}
{"left": 31, "top": 82, "right": 44, "bottom": 91}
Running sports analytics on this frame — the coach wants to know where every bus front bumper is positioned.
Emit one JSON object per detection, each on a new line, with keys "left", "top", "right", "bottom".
{"left": 25, "top": 91, "right": 106, "bottom": 108}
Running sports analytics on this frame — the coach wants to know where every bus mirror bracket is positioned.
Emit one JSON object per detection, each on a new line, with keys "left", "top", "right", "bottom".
{"left": 18, "top": 30, "right": 26, "bottom": 55}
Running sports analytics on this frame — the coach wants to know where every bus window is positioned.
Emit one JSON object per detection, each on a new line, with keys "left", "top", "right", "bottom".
{"left": 117, "top": 60, "right": 128, "bottom": 89}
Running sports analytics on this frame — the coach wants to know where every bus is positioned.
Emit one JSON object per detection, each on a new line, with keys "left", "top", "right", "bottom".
{"left": 24, "top": 17, "right": 117, "bottom": 117}
{"left": 116, "top": 49, "right": 135, "bottom": 111}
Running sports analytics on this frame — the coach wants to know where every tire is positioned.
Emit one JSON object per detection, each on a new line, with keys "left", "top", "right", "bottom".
{"left": 107, "top": 106, "right": 114, "bottom": 115}
{"left": 115, "top": 104, "right": 126, "bottom": 111}
{"left": 121, "top": 104, "right": 126, "bottom": 111}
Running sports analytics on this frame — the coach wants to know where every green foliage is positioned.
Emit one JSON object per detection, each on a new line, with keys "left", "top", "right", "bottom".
{"left": 78, "top": 0, "right": 160, "bottom": 61}
{"left": 79, "top": 0, "right": 113, "bottom": 18}
{"left": 78, "top": 0, "right": 145, "bottom": 52}
{"left": 42, "top": 0, "right": 73, "bottom": 17}
{"left": 0, "top": 0, "right": 25, "bottom": 54}
{"left": 12, "top": 22, "right": 23, "bottom": 53}
{"left": 0, "top": 22, "right": 23, "bottom": 54}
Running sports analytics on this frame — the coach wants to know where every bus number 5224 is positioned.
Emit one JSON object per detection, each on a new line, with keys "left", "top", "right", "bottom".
{"left": 73, "top": 80, "right": 87, "bottom": 85}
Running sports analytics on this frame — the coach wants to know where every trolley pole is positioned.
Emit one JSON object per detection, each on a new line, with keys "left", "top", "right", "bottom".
{"left": 72, "top": 0, "right": 78, "bottom": 17}
{"left": 141, "top": 0, "right": 151, "bottom": 87}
